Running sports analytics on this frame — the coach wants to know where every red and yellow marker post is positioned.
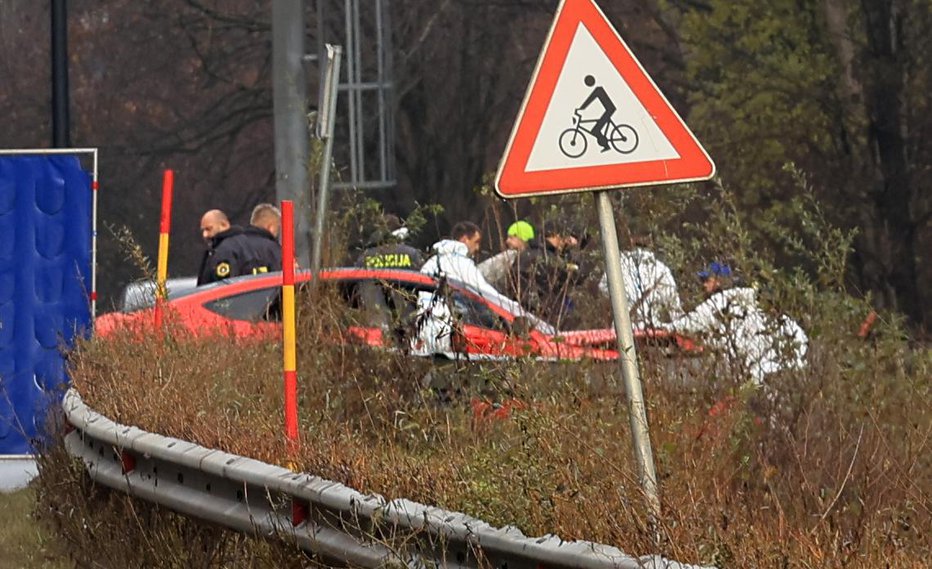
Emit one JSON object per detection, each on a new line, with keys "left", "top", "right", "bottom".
{"left": 154, "top": 169, "right": 174, "bottom": 329}
{"left": 281, "top": 200, "right": 299, "bottom": 449}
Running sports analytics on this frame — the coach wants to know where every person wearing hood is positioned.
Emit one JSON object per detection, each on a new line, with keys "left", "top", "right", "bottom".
{"left": 598, "top": 235, "right": 683, "bottom": 327}
{"left": 355, "top": 213, "right": 424, "bottom": 270}
{"left": 412, "top": 221, "right": 499, "bottom": 355}
{"left": 663, "top": 262, "right": 806, "bottom": 384}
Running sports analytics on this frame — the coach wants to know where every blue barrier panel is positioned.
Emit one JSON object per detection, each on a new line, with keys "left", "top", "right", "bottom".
{"left": 0, "top": 154, "right": 92, "bottom": 455}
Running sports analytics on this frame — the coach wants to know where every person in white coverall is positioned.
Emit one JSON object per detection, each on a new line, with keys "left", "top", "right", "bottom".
{"left": 413, "top": 221, "right": 502, "bottom": 356}
{"left": 599, "top": 237, "right": 683, "bottom": 326}
{"left": 663, "top": 262, "right": 807, "bottom": 384}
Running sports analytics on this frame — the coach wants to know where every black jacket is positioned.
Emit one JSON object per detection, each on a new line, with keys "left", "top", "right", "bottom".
{"left": 512, "top": 239, "right": 580, "bottom": 324}
{"left": 242, "top": 226, "right": 283, "bottom": 273}
{"left": 197, "top": 225, "right": 282, "bottom": 286}
{"left": 355, "top": 242, "right": 424, "bottom": 270}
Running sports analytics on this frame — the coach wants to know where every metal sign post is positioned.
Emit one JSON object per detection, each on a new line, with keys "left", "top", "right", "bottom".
{"left": 595, "top": 191, "right": 660, "bottom": 519}
{"left": 310, "top": 44, "right": 343, "bottom": 277}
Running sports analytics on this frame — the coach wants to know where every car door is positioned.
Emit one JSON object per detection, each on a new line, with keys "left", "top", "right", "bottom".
{"left": 199, "top": 285, "right": 283, "bottom": 339}
{"left": 448, "top": 291, "right": 541, "bottom": 359}
{"left": 340, "top": 274, "right": 433, "bottom": 349}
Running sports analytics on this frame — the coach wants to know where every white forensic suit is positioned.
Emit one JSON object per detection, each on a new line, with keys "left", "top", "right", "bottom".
{"left": 412, "top": 239, "right": 502, "bottom": 356}
{"left": 758, "top": 314, "right": 808, "bottom": 376}
{"left": 600, "top": 248, "right": 684, "bottom": 326}
{"left": 664, "top": 287, "right": 772, "bottom": 383}
{"left": 477, "top": 249, "right": 519, "bottom": 292}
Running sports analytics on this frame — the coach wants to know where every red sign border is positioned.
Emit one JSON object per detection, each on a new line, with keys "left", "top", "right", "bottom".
{"left": 494, "top": 0, "right": 715, "bottom": 199}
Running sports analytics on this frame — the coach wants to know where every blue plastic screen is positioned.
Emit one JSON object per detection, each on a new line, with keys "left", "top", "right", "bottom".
{"left": 0, "top": 154, "right": 92, "bottom": 455}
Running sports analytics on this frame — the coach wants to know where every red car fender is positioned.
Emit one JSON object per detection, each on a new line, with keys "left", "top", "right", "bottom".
{"left": 345, "top": 326, "right": 386, "bottom": 347}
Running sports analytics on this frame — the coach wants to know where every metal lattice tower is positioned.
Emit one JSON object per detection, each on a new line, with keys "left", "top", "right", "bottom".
{"left": 316, "top": 0, "right": 396, "bottom": 190}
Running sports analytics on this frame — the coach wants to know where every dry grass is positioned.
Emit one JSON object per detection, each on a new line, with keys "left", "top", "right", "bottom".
{"left": 41, "top": 283, "right": 930, "bottom": 569}
{"left": 33, "top": 414, "right": 324, "bottom": 568}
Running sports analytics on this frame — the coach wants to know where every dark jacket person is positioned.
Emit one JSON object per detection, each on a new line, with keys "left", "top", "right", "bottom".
{"left": 355, "top": 214, "right": 424, "bottom": 270}
{"left": 196, "top": 208, "right": 281, "bottom": 286}
{"left": 242, "top": 203, "right": 283, "bottom": 275}
{"left": 512, "top": 224, "right": 581, "bottom": 325}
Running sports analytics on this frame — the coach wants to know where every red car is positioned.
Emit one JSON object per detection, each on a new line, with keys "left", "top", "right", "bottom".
{"left": 97, "top": 268, "right": 693, "bottom": 361}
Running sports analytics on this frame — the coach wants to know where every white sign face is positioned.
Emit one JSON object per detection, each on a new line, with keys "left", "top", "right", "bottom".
{"left": 495, "top": 0, "right": 715, "bottom": 198}
{"left": 525, "top": 23, "right": 679, "bottom": 173}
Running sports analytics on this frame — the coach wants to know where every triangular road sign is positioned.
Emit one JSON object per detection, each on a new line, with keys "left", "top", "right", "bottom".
{"left": 495, "top": 0, "right": 715, "bottom": 198}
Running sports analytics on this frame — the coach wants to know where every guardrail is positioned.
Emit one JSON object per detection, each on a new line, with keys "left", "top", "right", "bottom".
{"left": 62, "top": 388, "right": 711, "bottom": 569}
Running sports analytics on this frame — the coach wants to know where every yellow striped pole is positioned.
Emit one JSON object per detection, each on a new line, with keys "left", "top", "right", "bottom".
{"left": 281, "top": 200, "right": 299, "bottom": 447}
{"left": 154, "top": 169, "right": 173, "bottom": 329}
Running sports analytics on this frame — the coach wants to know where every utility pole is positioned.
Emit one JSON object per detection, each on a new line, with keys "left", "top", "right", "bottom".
{"left": 272, "top": 0, "right": 311, "bottom": 266}
{"left": 51, "top": 0, "right": 71, "bottom": 148}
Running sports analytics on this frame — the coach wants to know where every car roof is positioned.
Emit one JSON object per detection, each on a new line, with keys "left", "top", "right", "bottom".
{"left": 119, "top": 276, "right": 199, "bottom": 312}
{"left": 164, "top": 268, "right": 434, "bottom": 302}
{"left": 166, "top": 267, "right": 557, "bottom": 334}
{"left": 189, "top": 267, "right": 434, "bottom": 290}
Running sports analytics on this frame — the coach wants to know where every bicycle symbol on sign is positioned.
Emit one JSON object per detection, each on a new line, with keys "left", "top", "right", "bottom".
{"left": 558, "top": 75, "right": 639, "bottom": 158}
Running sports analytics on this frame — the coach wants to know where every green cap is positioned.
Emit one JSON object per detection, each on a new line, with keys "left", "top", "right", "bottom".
{"left": 507, "top": 220, "right": 535, "bottom": 242}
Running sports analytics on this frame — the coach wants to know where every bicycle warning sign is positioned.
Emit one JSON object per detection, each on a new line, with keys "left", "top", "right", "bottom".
{"left": 495, "top": 0, "right": 714, "bottom": 198}
{"left": 560, "top": 74, "right": 638, "bottom": 158}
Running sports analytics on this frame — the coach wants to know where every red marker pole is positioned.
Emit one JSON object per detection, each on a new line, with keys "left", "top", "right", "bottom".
{"left": 154, "top": 170, "right": 174, "bottom": 330}
{"left": 281, "top": 201, "right": 299, "bottom": 451}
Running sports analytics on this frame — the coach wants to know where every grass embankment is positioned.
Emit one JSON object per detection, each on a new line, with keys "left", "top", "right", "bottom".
{"left": 43, "top": 288, "right": 930, "bottom": 569}
{"left": 0, "top": 486, "right": 73, "bottom": 568}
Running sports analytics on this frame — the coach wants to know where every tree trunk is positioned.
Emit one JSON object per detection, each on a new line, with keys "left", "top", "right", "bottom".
{"left": 859, "top": 0, "right": 923, "bottom": 326}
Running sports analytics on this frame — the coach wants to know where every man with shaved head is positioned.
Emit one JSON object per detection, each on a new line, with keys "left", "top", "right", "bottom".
{"left": 197, "top": 206, "right": 281, "bottom": 286}
{"left": 199, "top": 209, "right": 231, "bottom": 242}
{"left": 198, "top": 209, "right": 244, "bottom": 285}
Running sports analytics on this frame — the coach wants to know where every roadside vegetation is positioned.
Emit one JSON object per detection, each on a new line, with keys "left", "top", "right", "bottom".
{"left": 0, "top": 487, "right": 72, "bottom": 569}
{"left": 35, "top": 185, "right": 930, "bottom": 568}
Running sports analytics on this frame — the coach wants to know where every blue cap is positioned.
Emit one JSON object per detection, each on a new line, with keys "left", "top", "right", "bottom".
{"left": 698, "top": 261, "right": 732, "bottom": 280}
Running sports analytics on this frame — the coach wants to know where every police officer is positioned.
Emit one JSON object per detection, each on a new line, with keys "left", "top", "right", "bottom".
{"left": 196, "top": 208, "right": 280, "bottom": 286}
{"left": 242, "top": 203, "right": 283, "bottom": 275}
{"left": 355, "top": 214, "right": 424, "bottom": 270}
